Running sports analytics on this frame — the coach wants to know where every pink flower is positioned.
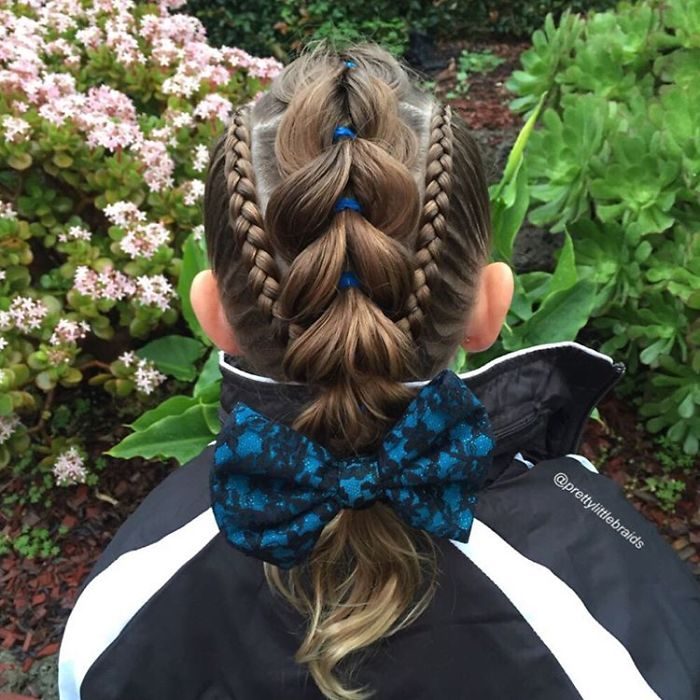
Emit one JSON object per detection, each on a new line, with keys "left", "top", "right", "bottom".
{"left": 7, "top": 296, "right": 48, "bottom": 333}
{"left": 166, "top": 110, "right": 194, "bottom": 129}
{"left": 118, "top": 350, "right": 137, "bottom": 367}
{"left": 58, "top": 225, "right": 92, "bottom": 243}
{"left": 75, "top": 26, "right": 103, "bottom": 50}
{"left": 161, "top": 70, "right": 201, "bottom": 98}
{"left": 0, "top": 414, "right": 21, "bottom": 445}
{"left": 103, "top": 201, "right": 146, "bottom": 227}
{"left": 2, "top": 115, "right": 31, "bottom": 142}
{"left": 131, "top": 139, "right": 174, "bottom": 192}
{"left": 192, "top": 144, "right": 209, "bottom": 172}
{"left": 85, "top": 85, "right": 137, "bottom": 122}
{"left": 119, "top": 222, "right": 170, "bottom": 259}
{"left": 134, "top": 357, "right": 166, "bottom": 394}
{"left": 193, "top": 94, "right": 232, "bottom": 122}
{"left": 49, "top": 319, "right": 90, "bottom": 346}
{"left": 73, "top": 266, "right": 135, "bottom": 302}
{"left": 183, "top": 179, "right": 205, "bottom": 206}
{"left": 53, "top": 446, "right": 87, "bottom": 486}
{"left": 134, "top": 274, "right": 175, "bottom": 311}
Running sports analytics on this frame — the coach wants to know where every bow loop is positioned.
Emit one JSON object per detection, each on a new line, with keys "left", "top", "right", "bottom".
{"left": 211, "top": 369, "right": 495, "bottom": 569}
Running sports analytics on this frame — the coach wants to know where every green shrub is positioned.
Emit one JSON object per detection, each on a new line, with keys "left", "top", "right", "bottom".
{"left": 186, "top": 0, "right": 618, "bottom": 58}
{"left": 506, "top": 0, "right": 700, "bottom": 454}
{"left": 0, "top": 0, "right": 281, "bottom": 483}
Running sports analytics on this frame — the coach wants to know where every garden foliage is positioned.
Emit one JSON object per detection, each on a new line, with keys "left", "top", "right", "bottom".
{"left": 505, "top": 0, "right": 700, "bottom": 454}
{"left": 186, "top": 0, "right": 618, "bottom": 60}
{"left": 0, "top": 0, "right": 282, "bottom": 481}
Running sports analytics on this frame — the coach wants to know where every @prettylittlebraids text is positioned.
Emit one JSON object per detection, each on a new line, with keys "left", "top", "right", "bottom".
{"left": 553, "top": 472, "right": 645, "bottom": 549}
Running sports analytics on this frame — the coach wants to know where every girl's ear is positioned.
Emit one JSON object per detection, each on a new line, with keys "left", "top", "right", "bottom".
{"left": 461, "top": 262, "right": 514, "bottom": 353}
{"left": 190, "top": 270, "right": 240, "bottom": 355}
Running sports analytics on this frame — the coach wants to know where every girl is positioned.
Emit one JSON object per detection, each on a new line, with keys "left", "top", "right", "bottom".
{"left": 59, "top": 42, "right": 700, "bottom": 700}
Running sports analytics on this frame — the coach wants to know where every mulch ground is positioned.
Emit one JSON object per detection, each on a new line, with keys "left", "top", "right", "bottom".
{"left": 1, "top": 37, "right": 698, "bottom": 695}
{"left": 0, "top": 456, "right": 176, "bottom": 674}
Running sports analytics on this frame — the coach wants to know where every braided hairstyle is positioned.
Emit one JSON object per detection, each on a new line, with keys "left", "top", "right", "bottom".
{"left": 204, "top": 42, "right": 491, "bottom": 700}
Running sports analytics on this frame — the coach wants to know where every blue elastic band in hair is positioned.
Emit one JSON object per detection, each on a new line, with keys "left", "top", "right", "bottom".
{"left": 333, "top": 125, "right": 356, "bottom": 142}
{"left": 334, "top": 197, "right": 362, "bottom": 213}
{"left": 345, "top": 60, "right": 357, "bottom": 69}
{"left": 339, "top": 271, "right": 361, "bottom": 289}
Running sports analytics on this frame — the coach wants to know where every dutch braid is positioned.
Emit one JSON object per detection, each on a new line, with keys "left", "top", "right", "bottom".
{"left": 223, "top": 106, "right": 281, "bottom": 319}
{"left": 399, "top": 103, "right": 454, "bottom": 339}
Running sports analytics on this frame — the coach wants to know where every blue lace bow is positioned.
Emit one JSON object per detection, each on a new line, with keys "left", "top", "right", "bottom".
{"left": 210, "top": 369, "right": 494, "bottom": 568}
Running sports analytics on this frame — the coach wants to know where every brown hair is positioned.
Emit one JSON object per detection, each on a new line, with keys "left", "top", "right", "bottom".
{"left": 204, "top": 40, "right": 491, "bottom": 700}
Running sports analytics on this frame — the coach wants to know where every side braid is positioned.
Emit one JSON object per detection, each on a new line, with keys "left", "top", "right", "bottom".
{"left": 223, "top": 105, "right": 282, "bottom": 319}
{"left": 399, "top": 103, "right": 454, "bottom": 339}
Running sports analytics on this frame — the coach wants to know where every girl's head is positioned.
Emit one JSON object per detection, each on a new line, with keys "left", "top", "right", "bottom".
{"left": 193, "top": 41, "right": 512, "bottom": 700}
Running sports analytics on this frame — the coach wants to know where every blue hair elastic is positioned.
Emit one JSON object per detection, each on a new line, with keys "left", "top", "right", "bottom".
{"left": 339, "top": 271, "right": 361, "bottom": 289}
{"left": 334, "top": 197, "right": 362, "bottom": 213}
{"left": 333, "top": 125, "right": 356, "bottom": 142}
{"left": 345, "top": 60, "right": 357, "bottom": 69}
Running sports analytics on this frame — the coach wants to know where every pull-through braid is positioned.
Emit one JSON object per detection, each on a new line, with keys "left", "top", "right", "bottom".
{"left": 260, "top": 52, "right": 436, "bottom": 700}
{"left": 223, "top": 105, "right": 282, "bottom": 319}
{"left": 398, "top": 103, "right": 454, "bottom": 339}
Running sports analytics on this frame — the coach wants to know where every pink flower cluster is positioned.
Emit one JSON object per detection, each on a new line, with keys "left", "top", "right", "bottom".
{"left": 103, "top": 201, "right": 146, "bottom": 227}
{"left": 49, "top": 318, "right": 90, "bottom": 346}
{"left": 120, "top": 222, "right": 170, "bottom": 259}
{"left": 104, "top": 201, "right": 171, "bottom": 259}
{"left": 220, "top": 47, "right": 283, "bottom": 81}
{"left": 74, "top": 265, "right": 134, "bottom": 302}
{"left": 58, "top": 225, "right": 92, "bottom": 243}
{"left": 182, "top": 179, "right": 205, "bottom": 206}
{"left": 1, "top": 115, "right": 30, "bottom": 142}
{"left": 52, "top": 446, "right": 87, "bottom": 486}
{"left": 117, "top": 351, "right": 167, "bottom": 394}
{"left": 193, "top": 94, "right": 232, "bottom": 122}
{"left": 73, "top": 266, "right": 176, "bottom": 311}
{"left": 0, "top": 0, "right": 283, "bottom": 200}
{"left": 192, "top": 144, "right": 209, "bottom": 172}
{"left": 131, "top": 139, "right": 175, "bottom": 192}
{"left": 0, "top": 296, "right": 48, "bottom": 334}
{"left": 133, "top": 274, "right": 176, "bottom": 311}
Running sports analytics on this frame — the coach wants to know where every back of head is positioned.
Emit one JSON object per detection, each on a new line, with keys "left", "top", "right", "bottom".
{"left": 204, "top": 40, "right": 492, "bottom": 700}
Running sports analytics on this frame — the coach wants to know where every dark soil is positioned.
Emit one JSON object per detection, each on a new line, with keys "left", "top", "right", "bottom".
{"left": 1, "top": 36, "right": 699, "bottom": 699}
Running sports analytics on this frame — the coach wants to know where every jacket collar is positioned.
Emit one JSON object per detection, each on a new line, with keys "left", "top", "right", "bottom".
{"left": 217, "top": 341, "right": 624, "bottom": 472}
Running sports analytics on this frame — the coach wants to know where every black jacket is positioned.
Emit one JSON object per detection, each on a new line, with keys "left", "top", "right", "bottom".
{"left": 58, "top": 341, "right": 700, "bottom": 700}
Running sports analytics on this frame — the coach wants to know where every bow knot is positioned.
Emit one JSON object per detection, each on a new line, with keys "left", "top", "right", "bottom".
{"left": 211, "top": 370, "right": 495, "bottom": 569}
{"left": 336, "top": 454, "right": 382, "bottom": 509}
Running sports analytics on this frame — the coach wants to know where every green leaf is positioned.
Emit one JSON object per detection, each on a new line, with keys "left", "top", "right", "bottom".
{"left": 548, "top": 230, "right": 577, "bottom": 296}
{"left": 0, "top": 393, "right": 13, "bottom": 416}
{"left": 518, "top": 279, "right": 598, "bottom": 345}
{"left": 137, "top": 335, "right": 206, "bottom": 381}
{"left": 194, "top": 349, "right": 221, "bottom": 397}
{"left": 8, "top": 153, "right": 32, "bottom": 170}
{"left": 52, "top": 153, "right": 73, "bottom": 169}
{"left": 108, "top": 404, "right": 214, "bottom": 465}
{"left": 130, "top": 394, "right": 198, "bottom": 431}
{"left": 495, "top": 91, "right": 547, "bottom": 198}
{"left": 492, "top": 162, "right": 530, "bottom": 263}
{"left": 202, "top": 403, "right": 220, "bottom": 433}
{"left": 178, "top": 233, "right": 210, "bottom": 344}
